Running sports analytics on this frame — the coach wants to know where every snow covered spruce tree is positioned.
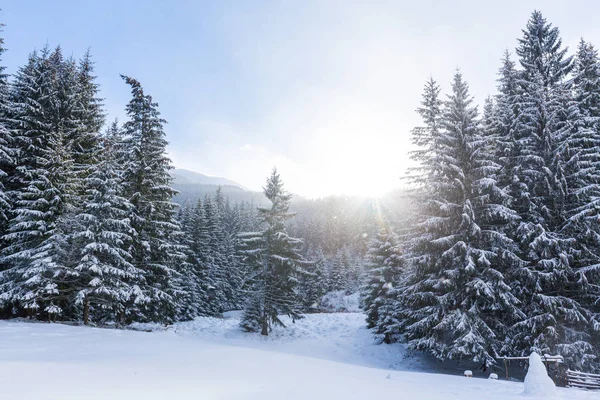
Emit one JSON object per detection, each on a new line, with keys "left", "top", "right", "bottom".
{"left": 502, "top": 12, "right": 600, "bottom": 368}
{"left": 70, "top": 134, "right": 143, "bottom": 325}
{"left": 361, "top": 227, "right": 403, "bottom": 343}
{"left": 239, "top": 168, "right": 306, "bottom": 335}
{"left": 119, "top": 75, "right": 186, "bottom": 323}
{"left": 217, "top": 193, "right": 246, "bottom": 310}
{"left": 344, "top": 252, "right": 363, "bottom": 294}
{"left": 0, "top": 48, "right": 81, "bottom": 319}
{"left": 74, "top": 52, "right": 104, "bottom": 148}
{"left": 488, "top": 50, "right": 521, "bottom": 206}
{"left": 201, "top": 194, "right": 230, "bottom": 313}
{"left": 0, "top": 25, "right": 14, "bottom": 318}
{"left": 0, "top": 23, "right": 13, "bottom": 240}
{"left": 298, "top": 246, "right": 327, "bottom": 312}
{"left": 184, "top": 196, "right": 222, "bottom": 317}
{"left": 568, "top": 41, "right": 600, "bottom": 359}
{"left": 327, "top": 247, "right": 349, "bottom": 292}
{"left": 174, "top": 200, "right": 210, "bottom": 320}
{"left": 565, "top": 40, "right": 600, "bottom": 280}
{"left": 69, "top": 50, "right": 104, "bottom": 196}
{"left": 397, "top": 72, "right": 520, "bottom": 365}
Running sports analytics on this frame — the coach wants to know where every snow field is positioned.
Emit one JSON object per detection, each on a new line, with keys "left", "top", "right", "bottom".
{"left": 0, "top": 313, "right": 597, "bottom": 400}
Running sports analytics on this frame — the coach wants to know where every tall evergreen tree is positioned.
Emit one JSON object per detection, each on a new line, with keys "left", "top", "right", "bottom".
{"left": 220, "top": 196, "right": 246, "bottom": 310}
{"left": 71, "top": 137, "right": 143, "bottom": 325}
{"left": 0, "top": 48, "right": 79, "bottom": 319}
{"left": 119, "top": 75, "right": 186, "bottom": 323}
{"left": 0, "top": 21, "right": 13, "bottom": 235}
{"left": 298, "top": 246, "right": 327, "bottom": 312}
{"left": 239, "top": 168, "right": 305, "bottom": 335}
{"left": 0, "top": 23, "right": 13, "bottom": 317}
{"left": 405, "top": 77, "right": 442, "bottom": 192}
{"left": 69, "top": 50, "right": 104, "bottom": 197}
{"left": 327, "top": 247, "right": 349, "bottom": 292}
{"left": 565, "top": 39, "right": 600, "bottom": 277}
{"left": 344, "top": 251, "right": 363, "bottom": 294}
{"left": 361, "top": 228, "right": 402, "bottom": 338}
{"left": 178, "top": 198, "right": 214, "bottom": 318}
{"left": 203, "top": 194, "right": 229, "bottom": 312}
{"left": 505, "top": 12, "right": 598, "bottom": 367}
{"left": 491, "top": 50, "right": 521, "bottom": 210}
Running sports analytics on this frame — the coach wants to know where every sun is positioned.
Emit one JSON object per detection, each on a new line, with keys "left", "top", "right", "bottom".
{"left": 296, "top": 128, "right": 411, "bottom": 198}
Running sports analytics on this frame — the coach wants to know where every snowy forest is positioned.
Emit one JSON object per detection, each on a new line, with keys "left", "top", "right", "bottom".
{"left": 0, "top": 20, "right": 379, "bottom": 327}
{"left": 1, "top": 9, "right": 600, "bottom": 378}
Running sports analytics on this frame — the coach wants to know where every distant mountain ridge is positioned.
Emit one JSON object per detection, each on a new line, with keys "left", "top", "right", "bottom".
{"left": 171, "top": 169, "right": 247, "bottom": 190}
{"left": 170, "top": 168, "right": 267, "bottom": 205}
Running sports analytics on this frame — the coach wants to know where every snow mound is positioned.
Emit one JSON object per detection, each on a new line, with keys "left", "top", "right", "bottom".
{"left": 523, "top": 352, "right": 557, "bottom": 397}
{"left": 321, "top": 290, "right": 360, "bottom": 312}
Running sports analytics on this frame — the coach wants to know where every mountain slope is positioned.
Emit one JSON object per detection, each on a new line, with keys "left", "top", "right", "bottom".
{"left": 171, "top": 168, "right": 247, "bottom": 189}
{"left": 170, "top": 168, "right": 268, "bottom": 204}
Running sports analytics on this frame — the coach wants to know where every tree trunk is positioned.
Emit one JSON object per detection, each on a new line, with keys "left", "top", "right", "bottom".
{"left": 116, "top": 310, "right": 123, "bottom": 328}
{"left": 83, "top": 297, "right": 90, "bottom": 325}
{"left": 261, "top": 312, "right": 268, "bottom": 336}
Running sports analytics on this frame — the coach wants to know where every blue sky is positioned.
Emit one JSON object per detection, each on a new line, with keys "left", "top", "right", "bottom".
{"left": 3, "top": 1, "right": 600, "bottom": 197}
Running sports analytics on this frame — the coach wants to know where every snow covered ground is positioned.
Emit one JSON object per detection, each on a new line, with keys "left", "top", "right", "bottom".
{"left": 0, "top": 313, "right": 596, "bottom": 400}
{"left": 172, "top": 311, "right": 424, "bottom": 371}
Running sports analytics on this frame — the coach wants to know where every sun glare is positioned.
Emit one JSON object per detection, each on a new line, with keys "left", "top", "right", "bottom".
{"left": 299, "top": 122, "right": 411, "bottom": 198}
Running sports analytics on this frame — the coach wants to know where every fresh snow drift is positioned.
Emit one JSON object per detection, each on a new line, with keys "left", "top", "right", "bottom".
{"left": 1, "top": 314, "right": 596, "bottom": 400}
{"left": 523, "top": 353, "right": 557, "bottom": 397}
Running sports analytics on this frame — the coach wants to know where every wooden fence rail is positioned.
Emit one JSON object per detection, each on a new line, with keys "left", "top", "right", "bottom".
{"left": 566, "top": 369, "right": 600, "bottom": 391}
